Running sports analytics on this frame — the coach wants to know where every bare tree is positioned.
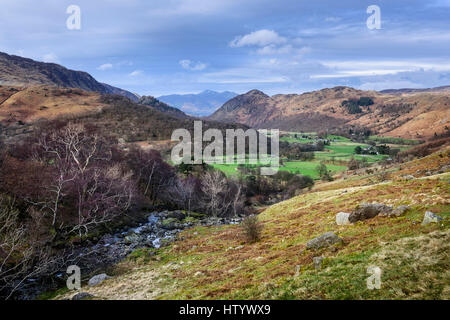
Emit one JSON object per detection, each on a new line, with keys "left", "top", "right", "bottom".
{"left": 183, "top": 176, "right": 198, "bottom": 216}
{"left": 166, "top": 175, "right": 199, "bottom": 216}
{"left": 69, "top": 164, "right": 134, "bottom": 238}
{"left": 201, "top": 171, "right": 228, "bottom": 217}
{"left": 126, "top": 147, "right": 175, "bottom": 204}
{"left": 31, "top": 123, "right": 135, "bottom": 238}
{"left": 0, "top": 197, "right": 61, "bottom": 300}
{"left": 230, "top": 181, "right": 244, "bottom": 217}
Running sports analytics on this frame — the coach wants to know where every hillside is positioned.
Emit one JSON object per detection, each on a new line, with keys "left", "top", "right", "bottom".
{"left": 56, "top": 146, "right": 450, "bottom": 300}
{"left": 0, "top": 85, "right": 247, "bottom": 144}
{"left": 158, "top": 90, "right": 237, "bottom": 116}
{"left": 138, "top": 96, "right": 189, "bottom": 119}
{"left": 208, "top": 86, "right": 450, "bottom": 140}
{"left": 0, "top": 52, "right": 138, "bottom": 102}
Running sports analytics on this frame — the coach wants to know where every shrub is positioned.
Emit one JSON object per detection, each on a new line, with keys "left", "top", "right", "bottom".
{"left": 358, "top": 97, "right": 374, "bottom": 106}
{"left": 316, "top": 162, "right": 333, "bottom": 181}
{"left": 376, "top": 170, "right": 391, "bottom": 182}
{"left": 347, "top": 157, "right": 360, "bottom": 170}
{"left": 341, "top": 99, "right": 362, "bottom": 114}
{"left": 241, "top": 215, "right": 262, "bottom": 243}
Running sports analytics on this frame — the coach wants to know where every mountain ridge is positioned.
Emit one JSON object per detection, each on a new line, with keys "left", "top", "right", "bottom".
{"left": 208, "top": 86, "right": 450, "bottom": 139}
{"left": 138, "top": 95, "right": 189, "bottom": 119}
{"left": 0, "top": 51, "right": 139, "bottom": 102}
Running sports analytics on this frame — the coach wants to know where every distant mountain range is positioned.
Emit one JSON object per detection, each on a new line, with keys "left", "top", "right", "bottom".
{"left": 1, "top": 50, "right": 448, "bottom": 140}
{"left": 158, "top": 90, "right": 237, "bottom": 116}
{"left": 380, "top": 86, "right": 450, "bottom": 95}
{"left": 0, "top": 51, "right": 139, "bottom": 102}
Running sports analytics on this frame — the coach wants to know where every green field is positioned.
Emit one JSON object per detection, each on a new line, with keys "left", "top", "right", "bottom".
{"left": 281, "top": 132, "right": 389, "bottom": 163}
{"left": 368, "top": 135, "right": 423, "bottom": 145}
{"left": 211, "top": 159, "right": 346, "bottom": 179}
{"left": 209, "top": 133, "right": 414, "bottom": 179}
{"left": 280, "top": 136, "right": 315, "bottom": 144}
{"left": 278, "top": 161, "right": 346, "bottom": 179}
{"left": 316, "top": 143, "right": 388, "bottom": 163}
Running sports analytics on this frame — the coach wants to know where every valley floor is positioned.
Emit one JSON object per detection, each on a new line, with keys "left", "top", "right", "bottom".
{"left": 57, "top": 148, "right": 450, "bottom": 300}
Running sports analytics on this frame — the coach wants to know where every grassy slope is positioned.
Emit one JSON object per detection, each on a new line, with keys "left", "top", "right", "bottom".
{"left": 57, "top": 148, "right": 450, "bottom": 300}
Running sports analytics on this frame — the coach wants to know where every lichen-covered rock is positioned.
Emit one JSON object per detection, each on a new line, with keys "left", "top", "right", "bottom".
{"left": 422, "top": 211, "right": 443, "bottom": 225}
{"left": 160, "top": 218, "right": 179, "bottom": 230}
{"left": 306, "top": 232, "right": 343, "bottom": 250}
{"left": 72, "top": 292, "right": 94, "bottom": 300}
{"left": 349, "top": 203, "right": 392, "bottom": 223}
{"left": 166, "top": 210, "right": 185, "bottom": 221}
{"left": 88, "top": 273, "right": 111, "bottom": 287}
{"left": 336, "top": 212, "right": 351, "bottom": 225}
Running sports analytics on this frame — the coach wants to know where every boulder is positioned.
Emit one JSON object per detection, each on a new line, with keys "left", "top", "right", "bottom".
{"left": 349, "top": 203, "right": 392, "bottom": 223}
{"left": 160, "top": 218, "right": 179, "bottom": 230}
{"left": 72, "top": 292, "right": 94, "bottom": 300}
{"left": 336, "top": 212, "right": 351, "bottom": 225}
{"left": 167, "top": 210, "right": 185, "bottom": 221}
{"left": 422, "top": 211, "right": 443, "bottom": 225}
{"left": 88, "top": 273, "right": 111, "bottom": 287}
{"left": 306, "top": 232, "right": 343, "bottom": 250}
{"left": 124, "top": 234, "right": 142, "bottom": 244}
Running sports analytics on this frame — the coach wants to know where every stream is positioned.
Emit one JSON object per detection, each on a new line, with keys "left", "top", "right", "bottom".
{"left": 16, "top": 210, "right": 242, "bottom": 300}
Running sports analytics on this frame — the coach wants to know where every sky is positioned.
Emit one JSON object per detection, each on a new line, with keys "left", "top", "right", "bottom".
{"left": 1, "top": 0, "right": 450, "bottom": 97}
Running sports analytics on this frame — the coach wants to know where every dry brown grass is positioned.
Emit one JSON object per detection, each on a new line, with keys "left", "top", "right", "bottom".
{"left": 54, "top": 149, "right": 449, "bottom": 300}
{"left": 0, "top": 86, "right": 105, "bottom": 125}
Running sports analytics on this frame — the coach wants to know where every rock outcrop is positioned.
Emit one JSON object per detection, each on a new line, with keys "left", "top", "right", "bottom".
{"left": 306, "top": 232, "right": 343, "bottom": 250}
{"left": 349, "top": 203, "right": 393, "bottom": 223}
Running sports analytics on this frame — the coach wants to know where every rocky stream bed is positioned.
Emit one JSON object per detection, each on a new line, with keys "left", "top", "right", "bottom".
{"left": 18, "top": 211, "right": 242, "bottom": 300}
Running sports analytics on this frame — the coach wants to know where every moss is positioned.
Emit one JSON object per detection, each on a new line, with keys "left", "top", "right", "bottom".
{"left": 127, "top": 248, "right": 155, "bottom": 264}
{"left": 187, "top": 211, "right": 206, "bottom": 218}
{"left": 38, "top": 287, "right": 70, "bottom": 300}
{"left": 161, "top": 218, "right": 178, "bottom": 227}
{"left": 183, "top": 216, "right": 198, "bottom": 224}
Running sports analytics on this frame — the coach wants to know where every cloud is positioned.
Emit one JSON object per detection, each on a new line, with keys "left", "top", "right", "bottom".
{"left": 310, "top": 60, "right": 450, "bottom": 79}
{"left": 198, "top": 67, "right": 289, "bottom": 84}
{"left": 42, "top": 53, "right": 59, "bottom": 63}
{"left": 257, "top": 45, "right": 293, "bottom": 55}
{"left": 97, "top": 63, "right": 113, "bottom": 71}
{"left": 257, "top": 45, "right": 311, "bottom": 56}
{"left": 2, "top": 1, "right": 449, "bottom": 95}
{"left": 129, "top": 70, "right": 143, "bottom": 76}
{"left": 325, "top": 16, "right": 341, "bottom": 22}
{"left": 230, "top": 29, "right": 287, "bottom": 48}
{"left": 230, "top": 29, "right": 309, "bottom": 59}
{"left": 179, "top": 59, "right": 207, "bottom": 71}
